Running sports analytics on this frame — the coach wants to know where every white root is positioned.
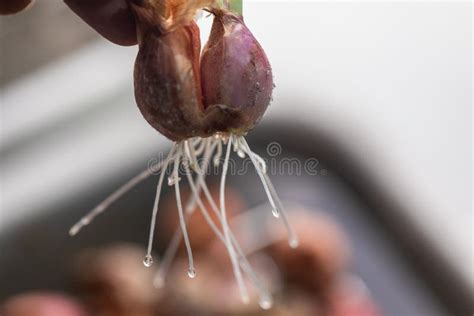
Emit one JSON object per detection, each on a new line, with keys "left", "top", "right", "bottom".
{"left": 153, "top": 139, "right": 216, "bottom": 286}
{"left": 192, "top": 137, "right": 207, "bottom": 156}
{"left": 144, "top": 145, "right": 178, "bottom": 267}
{"left": 239, "top": 137, "right": 279, "bottom": 218}
{"left": 220, "top": 135, "right": 250, "bottom": 303}
{"left": 183, "top": 138, "right": 212, "bottom": 212}
{"left": 69, "top": 152, "right": 169, "bottom": 237}
{"left": 239, "top": 137, "right": 299, "bottom": 249}
{"left": 213, "top": 138, "right": 223, "bottom": 166}
{"left": 184, "top": 140, "right": 203, "bottom": 175}
{"left": 173, "top": 143, "right": 196, "bottom": 278}
{"left": 184, "top": 139, "right": 273, "bottom": 305}
{"left": 263, "top": 173, "right": 299, "bottom": 248}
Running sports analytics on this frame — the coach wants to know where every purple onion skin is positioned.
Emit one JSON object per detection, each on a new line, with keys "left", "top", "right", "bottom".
{"left": 201, "top": 9, "right": 274, "bottom": 135}
{"left": 130, "top": 2, "right": 242, "bottom": 141}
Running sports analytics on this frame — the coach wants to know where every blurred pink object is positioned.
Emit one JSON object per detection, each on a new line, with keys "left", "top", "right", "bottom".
{"left": 73, "top": 244, "right": 156, "bottom": 316}
{"left": 268, "top": 208, "right": 350, "bottom": 296}
{"left": 1, "top": 292, "right": 88, "bottom": 316}
{"left": 329, "top": 277, "right": 382, "bottom": 316}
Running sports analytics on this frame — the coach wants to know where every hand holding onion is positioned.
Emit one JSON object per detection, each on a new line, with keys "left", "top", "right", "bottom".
{"left": 2, "top": 0, "right": 298, "bottom": 308}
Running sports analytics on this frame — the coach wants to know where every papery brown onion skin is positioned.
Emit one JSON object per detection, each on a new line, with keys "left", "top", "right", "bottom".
{"left": 201, "top": 9, "right": 274, "bottom": 135}
{"left": 130, "top": 0, "right": 206, "bottom": 141}
{"left": 132, "top": 19, "right": 206, "bottom": 141}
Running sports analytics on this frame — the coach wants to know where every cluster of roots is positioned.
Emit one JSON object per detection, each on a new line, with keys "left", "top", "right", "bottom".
{"left": 70, "top": 133, "right": 298, "bottom": 308}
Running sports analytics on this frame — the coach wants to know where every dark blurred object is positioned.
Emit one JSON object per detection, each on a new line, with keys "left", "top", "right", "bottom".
{"left": 267, "top": 208, "right": 350, "bottom": 306}
{"left": 1, "top": 292, "right": 88, "bottom": 316}
{"left": 64, "top": 0, "right": 137, "bottom": 46}
{"left": 0, "top": 0, "right": 34, "bottom": 15}
{"left": 162, "top": 253, "right": 279, "bottom": 315}
{"left": 153, "top": 200, "right": 379, "bottom": 316}
{"left": 73, "top": 244, "right": 156, "bottom": 316}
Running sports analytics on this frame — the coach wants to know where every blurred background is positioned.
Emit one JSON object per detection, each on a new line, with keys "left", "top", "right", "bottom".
{"left": 0, "top": 1, "right": 472, "bottom": 315}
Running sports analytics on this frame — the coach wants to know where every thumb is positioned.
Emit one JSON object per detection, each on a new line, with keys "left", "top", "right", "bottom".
{"left": 64, "top": 0, "right": 138, "bottom": 46}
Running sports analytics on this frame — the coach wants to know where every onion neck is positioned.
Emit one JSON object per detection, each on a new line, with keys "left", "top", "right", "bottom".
{"left": 215, "top": 0, "right": 243, "bottom": 16}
